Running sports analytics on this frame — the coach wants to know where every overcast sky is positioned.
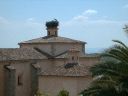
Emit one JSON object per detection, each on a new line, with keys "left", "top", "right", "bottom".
{"left": 0, "top": 0, "right": 128, "bottom": 52}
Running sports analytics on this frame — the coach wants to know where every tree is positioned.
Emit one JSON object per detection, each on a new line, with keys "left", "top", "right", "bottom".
{"left": 35, "top": 90, "right": 49, "bottom": 96}
{"left": 80, "top": 40, "right": 128, "bottom": 96}
{"left": 123, "top": 25, "right": 128, "bottom": 35}
{"left": 57, "top": 89, "right": 69, "bottom": 96}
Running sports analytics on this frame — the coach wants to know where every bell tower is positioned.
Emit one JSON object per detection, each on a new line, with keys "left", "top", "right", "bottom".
{"left": 46, "top": 19, "right": 59, "bottom": 37}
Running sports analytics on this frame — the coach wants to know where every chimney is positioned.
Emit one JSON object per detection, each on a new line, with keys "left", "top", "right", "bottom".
{"left": 45, "top": 19, "right": 59, "bottom": 37}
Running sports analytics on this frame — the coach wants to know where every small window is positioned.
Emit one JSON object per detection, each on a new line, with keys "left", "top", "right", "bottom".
{"left": 18, "top": 73, "right": 23, "bottom": 86}
{"left": 72, "top": 56, "right": 74, "bottom": 60}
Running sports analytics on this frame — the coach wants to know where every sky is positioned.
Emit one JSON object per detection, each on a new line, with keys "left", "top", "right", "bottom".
{"left": 0, "top": 0, "right": 128, "bottom": 52}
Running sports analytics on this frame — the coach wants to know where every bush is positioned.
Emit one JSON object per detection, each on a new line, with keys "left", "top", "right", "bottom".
{"left": 57, "top": 89, "right": 69, "bottom": 96}
{"left": 35, "top": 90, "right": 49, "bottom": 96}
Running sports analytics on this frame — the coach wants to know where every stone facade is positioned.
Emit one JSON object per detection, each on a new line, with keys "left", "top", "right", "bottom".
{"left": 0, "top": 20, "right": 100, "bottom": 96}
{"left": 39, "top": 76, "right": 92, "bottom": 96}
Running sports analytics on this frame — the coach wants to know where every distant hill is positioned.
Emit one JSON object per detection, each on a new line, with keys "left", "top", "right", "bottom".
{"left": 86, "top": 48, "right": 105, "bottom": 53}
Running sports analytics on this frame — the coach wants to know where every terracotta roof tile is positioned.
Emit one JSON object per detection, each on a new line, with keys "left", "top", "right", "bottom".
{"left": 39, "top": 64, "right": 91, "bottom": 77}
{"left": 55, "top": 52, "right": 100, "bottom": 58}
{"left": 0, "top": 48, "right": 46, "bottom": 61}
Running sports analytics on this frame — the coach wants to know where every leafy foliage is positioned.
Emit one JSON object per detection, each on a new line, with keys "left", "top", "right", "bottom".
{"left": 57, "top": 89, "right": 69, "bottom": 96}
{"left": 35, "top": 90, "right": 49, "bottom": 96}
{"left": 80, "top": 40, "right": 128, "bottom": 96}
{"left": 123, "top": 25, "right": 128, "bottom": 34}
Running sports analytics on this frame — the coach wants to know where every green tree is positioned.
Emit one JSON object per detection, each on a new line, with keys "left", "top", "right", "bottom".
{"left": 57, "top": 89, "right": 69, "bottom": 96}
{"left": 123, "top": 25, "right": 128, "bottom": 35}
{"left": 35, "top": 90, "right": 49, "bottom": 96}
{"left": 80, "top": 39, "right": 128, "bottom": 96}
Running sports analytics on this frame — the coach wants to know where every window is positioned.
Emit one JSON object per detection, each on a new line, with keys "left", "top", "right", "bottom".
{"left": 18, "top": 73, "right": 23, "bottom": 86}
{"left": 72, "top": 56, "right": 74, "bottom": 60}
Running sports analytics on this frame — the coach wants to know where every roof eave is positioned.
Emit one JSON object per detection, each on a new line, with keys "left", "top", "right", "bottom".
{"left": 19, "top": 41, "right": 86, "bottom": 45}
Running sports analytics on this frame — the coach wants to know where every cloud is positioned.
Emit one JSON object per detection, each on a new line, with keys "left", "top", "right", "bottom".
{"left": 0, "top": 14, "right": 128, "bottom": 49}
{"left": 69, "top": 9, "right": 98, "bottom": 23}
{"left": 73, "top": 15, "right": 88, "bottom": 21}
{"left": 61, "top": 19, "right": 128, "bottom": 48}
{"left": 61, "top": 11, "right": 128, "bottom": 49}
{"left": 0, "top": 17, "right": 43, "bottom": 32}
{"left": 27, "top": 18, "right": 35, "bottom": 22}
{"left": 25, "top": 17, "right": 42, "bottom": 28}
{"left": 123, "top": 4, "right": 128, "bottom": 8}
{"left": 82, "top": 9, "right": 98, "bottom": 15}
{"left": 0, "top": 16, "right": 44, "bottom": 48}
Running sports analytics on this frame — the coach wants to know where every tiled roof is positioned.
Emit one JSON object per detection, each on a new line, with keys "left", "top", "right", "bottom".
{"left": 0, "top": 48, "right": 46, "bottom": 61}
{"left": 19, "top": 36, "right": 86, "bottom": 44}
{"left": 33, "top": 47, "right": 99, "bottom": 59}
{"left": 55, "top": 52, "right": 100, "bottom": 58}
{"left": 39, "top": 64, "right": 91, "bottom": 77}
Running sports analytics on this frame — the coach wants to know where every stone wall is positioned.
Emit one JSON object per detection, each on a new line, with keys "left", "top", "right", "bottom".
{"left": 20, "top": 43, "right": 85, "bottom": 56}
{"left": 79, "top": 57, "right": 100, "bottom": 67}
{"left": 0, "top": 63, "right": 5, "bottom": 96}
{"left": 11, "top": 61, "right": 31, "bottom": 96}
{"left": 38, "top": 57, "right": 99, "bottom": 96}
{"left": 38, "top": 76, "right": 92, "bottom": 96}
{"left": 31, "top": 63, "right": 41, "bottom": 96}
{"left": 5, "top": 65, "right": 16, "bottom": 96}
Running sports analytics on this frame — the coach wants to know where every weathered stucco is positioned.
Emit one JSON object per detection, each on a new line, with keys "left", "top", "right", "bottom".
{"left": 20, "top": 43, "right": 85, "bottom": 56}
{"left": 38, "top": 76, "right": 92, "bottom": 96}
{"left": 11, "top": 61, "right": 31, "bottom": 96}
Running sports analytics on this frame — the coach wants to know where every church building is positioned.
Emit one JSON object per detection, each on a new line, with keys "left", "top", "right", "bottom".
{"left": 0, "top": 20, "right": 100, "bottom": 96}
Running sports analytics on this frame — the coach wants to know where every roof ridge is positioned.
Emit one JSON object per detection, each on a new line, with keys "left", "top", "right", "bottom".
{"left": 19, "top": 36, "right": 86, "bottom": 44}
{"left": 34, "top": 47, "right": 54, "bottom": 59}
